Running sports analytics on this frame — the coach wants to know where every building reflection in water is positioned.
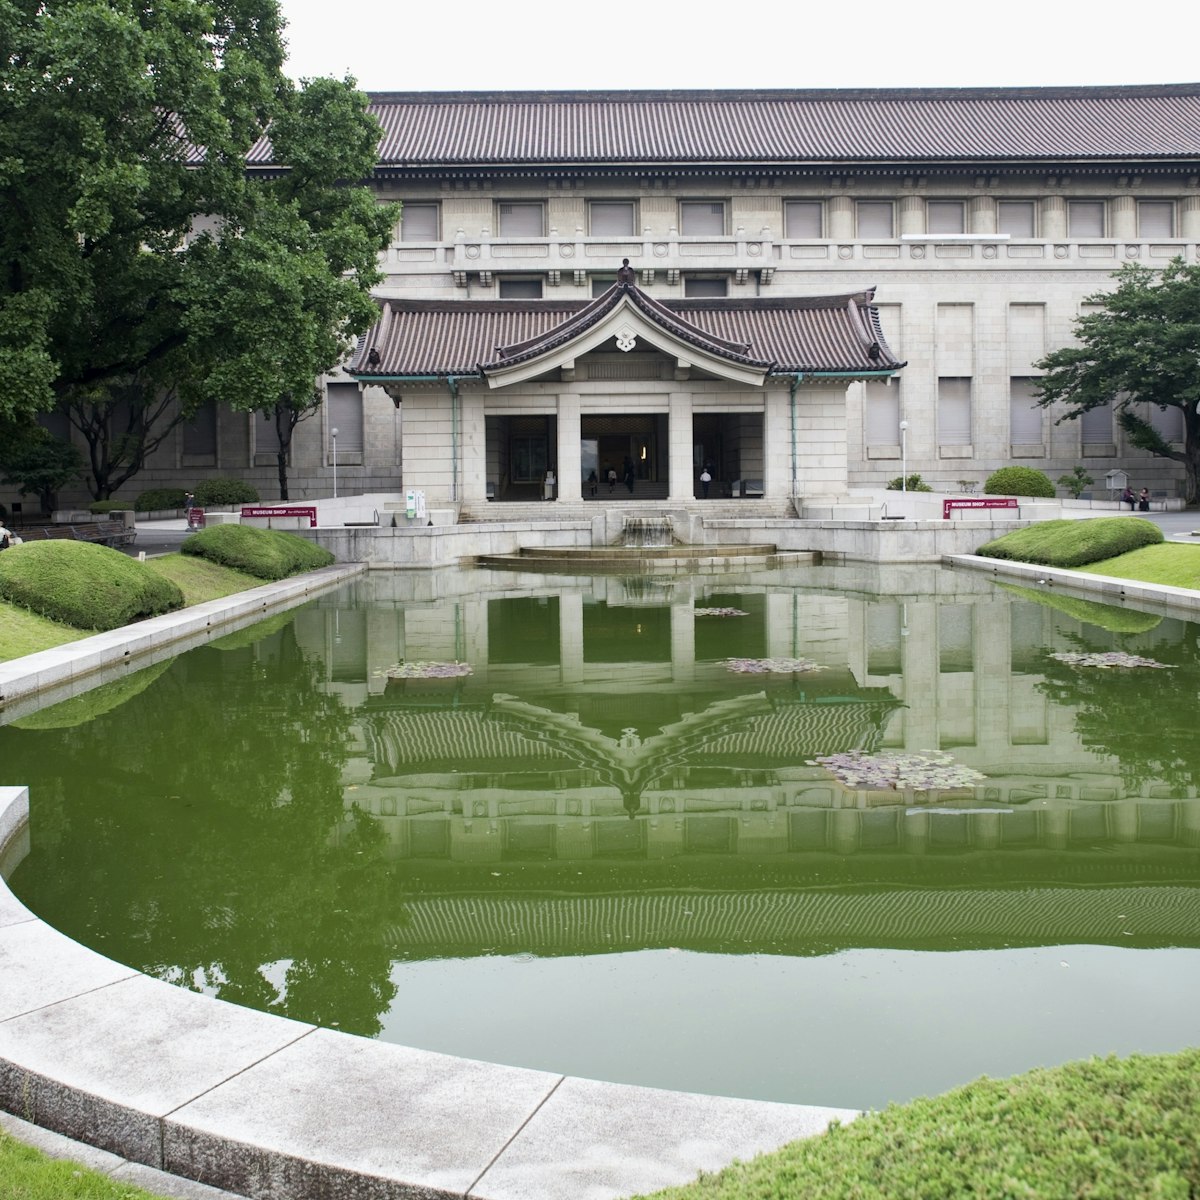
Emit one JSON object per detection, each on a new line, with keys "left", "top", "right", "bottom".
{"left": 288, "top": 566, "right": 1200, "bottom": 957}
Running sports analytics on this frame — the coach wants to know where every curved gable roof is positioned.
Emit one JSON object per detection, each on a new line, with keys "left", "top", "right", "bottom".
{"left": 350, "top": 285, "right": 903, "bottom": 383}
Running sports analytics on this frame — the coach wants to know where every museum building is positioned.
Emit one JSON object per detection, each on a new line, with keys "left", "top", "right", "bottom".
{"left": 46, "top": 84, "right": 1200, "bottom": 508}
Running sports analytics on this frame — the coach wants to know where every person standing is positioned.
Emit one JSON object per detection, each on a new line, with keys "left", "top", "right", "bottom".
{"left": 623, "top": 456, "right": 635, "bottom": 494}
{"left": 699, "top": 464, "right": 712, "bottom": 499}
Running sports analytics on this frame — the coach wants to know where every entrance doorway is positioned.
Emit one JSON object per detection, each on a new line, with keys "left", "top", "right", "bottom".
{"left": 581, "top": 414, "right": 666, "bottom": 498}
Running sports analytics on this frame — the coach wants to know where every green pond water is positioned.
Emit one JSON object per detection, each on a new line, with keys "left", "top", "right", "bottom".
{"left": 4, "top": 563, "right": 1200, "bottom": 1110}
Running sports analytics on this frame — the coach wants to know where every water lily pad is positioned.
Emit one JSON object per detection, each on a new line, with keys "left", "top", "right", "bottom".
{"left": 380, "top": 660, "right": 473, "bottom": 680}
{"left": 721, "top": 656, "right": 827, "bottom": 675}
{"left": 812, "top": 749, "right": 986, "bottom": 792}
{"left": 1048, "top": 651, "right": 1170, "bottom": 670}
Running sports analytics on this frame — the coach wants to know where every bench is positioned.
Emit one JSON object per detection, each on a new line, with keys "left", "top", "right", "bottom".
{"left": 20, "top": 521, "right": 136, "bottom": 548}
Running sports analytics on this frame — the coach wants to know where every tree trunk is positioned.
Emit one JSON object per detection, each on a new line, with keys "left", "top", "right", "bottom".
{"left": 276, "top": 447, "right": 289, "bottom": 500}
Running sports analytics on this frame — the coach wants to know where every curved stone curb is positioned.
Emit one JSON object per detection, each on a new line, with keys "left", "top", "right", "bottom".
{"left": 0, "top": 783, "right": 853, "bottom": 1200}
{"left": 943, "top": 554, "right": 1200, "bottom": 617}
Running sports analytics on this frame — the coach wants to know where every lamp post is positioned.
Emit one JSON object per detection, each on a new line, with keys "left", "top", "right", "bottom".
{"left": 899, "top": 420, "right": 909, "bottom": 493}
{"left": 331, "top": 427, "right": 338, "bottom": 499}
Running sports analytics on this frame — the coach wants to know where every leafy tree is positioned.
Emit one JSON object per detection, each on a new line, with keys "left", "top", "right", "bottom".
{"left": 1035, "top": 259, "right": 1200, "bottom": 504}
{"left": 1, "top": 1, "right": 396, "bottom": 499}
{"left": 1057, "top": 466, "right": 1094, "bottom": 499}
{"left": 0, "top": 424, "right": 84, "bottom": 513}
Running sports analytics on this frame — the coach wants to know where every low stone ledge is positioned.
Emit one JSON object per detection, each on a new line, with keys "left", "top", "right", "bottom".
{"left": 0, "top": 784, "right": 855, "bottom": 1199}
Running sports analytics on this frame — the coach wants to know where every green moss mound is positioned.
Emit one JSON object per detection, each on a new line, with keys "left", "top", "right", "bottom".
{"left": 0, "top": 541, "right": 184, "bottom": 630}
{"left": 642, "top": 1049, "right": 1200, "bottom": 1200}
{"left": 978, "top": 517, "right": 1164, "bottom": 568}
{"left": 999, "top": 583, "right": 1162, "bottom": 634}
{"left": 181, "top": 523, "right": 334, "bottom": 580}
{"left": 984, "top": 465, "right": 1056, "bottom": 497}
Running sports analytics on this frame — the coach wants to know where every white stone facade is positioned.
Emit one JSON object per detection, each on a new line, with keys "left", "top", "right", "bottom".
{"left": 13, "top": 90, "right": 1197, "bottom": 513}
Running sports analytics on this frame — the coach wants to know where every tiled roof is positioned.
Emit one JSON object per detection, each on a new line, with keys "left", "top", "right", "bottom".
{"left": 350, "top": 285, "right": 902, "bottom": 380}
{"left": 337, "top": 85, "right": 1200, "bottom": 169}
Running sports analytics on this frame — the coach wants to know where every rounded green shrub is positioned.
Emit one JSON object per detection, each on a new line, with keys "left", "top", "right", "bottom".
{"left": 181, "top": 523, "right": 333, "bottom": 580}
{"left": 194, "top": 478, "right": 260, "bottom": 506}
{"left": 885, "top": 474, "right": 933, "bottom": 492}
{"left": 135, "top": 487, "right": 187, "bottom": 512}
{"left": 984, "top": 466, "right": 1056, "bottom": 497}
{"left": 88, "top": 500, "right": 130, "bottom": 514}
{"left": 0, "top": 541, "right": 184, "bottom": 630}
{"left": 978, "top": 516, "right": 1164, "bottom": 568}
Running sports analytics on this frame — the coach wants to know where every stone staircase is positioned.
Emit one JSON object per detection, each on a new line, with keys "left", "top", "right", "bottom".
{"left": 474, "top": 542, "right": 797, "bottom": 574}
{"left": 459, "top": 497, "right": 797, "bottom": 523}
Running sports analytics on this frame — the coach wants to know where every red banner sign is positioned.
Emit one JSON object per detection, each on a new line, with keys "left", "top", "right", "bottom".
{"left": 241, "top": 506, "right": 318, "bottom": 527}
{"left": 942, "top": 497, "right": 1019, "bottom": 520}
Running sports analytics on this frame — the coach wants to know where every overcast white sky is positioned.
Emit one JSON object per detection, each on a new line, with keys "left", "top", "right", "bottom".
{"left": 278, "top": 0, "right": 1197, "bottom": 93}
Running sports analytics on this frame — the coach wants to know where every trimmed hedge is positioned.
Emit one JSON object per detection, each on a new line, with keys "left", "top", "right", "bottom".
{"left": 194, "top": 478, "right": 260, "bottom": 506}
{"left": 0, "top": 541, "right": 184, "bottom": 630}
{"left": 977, "top": 517, "right": 1164, "bottom": 568}
{"left": 641, "top": 1050, "right": 1200, "bottom": 1200}
{"left": 135, "top": 487, "right": 187, "bottom": 512}
{"left": 88, "top": 500, "right": 130, "bottom": 514}
{"left": 181, "top": 523, "right": 333, "bottom": 580}
{"left": 984, "top": 466, "right": 1056, "bottom": 497}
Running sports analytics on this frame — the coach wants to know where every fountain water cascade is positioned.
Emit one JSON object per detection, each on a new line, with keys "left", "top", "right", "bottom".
{"left": 621, "top": 516, "right": 675, "bottom": 548}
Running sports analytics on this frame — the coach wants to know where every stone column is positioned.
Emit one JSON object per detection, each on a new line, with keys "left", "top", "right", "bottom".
{"left": 556, "top": 392, "right": 582, "bottom": 501}
{"left": 670, "top": 601, "right": 696, "bottom": 683}
{"left": 559, "top": 590, "right": 584, "bottom": 685}
{"left": 969, "top": 196, "right": 996, "bottom": 235}
{"left": 668, "top": 391, "right": 694, "bottom": 502}
{"left": 1111, "top": 194, "right": 1136, "bottom": 240}
{"left": 828, "top": 195, "right": 854, "bottom": 240}
{"left": 899, "top": 195, "right": 924, "bottom": 236}
{"left": 1181, "top": 196, "right": 1200, "bottom": 239}
{"left": 1041, "top": 195, "right": 1067, "bottom": 240}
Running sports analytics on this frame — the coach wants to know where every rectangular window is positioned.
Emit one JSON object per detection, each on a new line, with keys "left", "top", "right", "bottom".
{"left": 1009, "top": 378, "right": 1043, "bottom": 444}
{"left": 589, "top": 201, "right": 636, "bottom": 236}
{"left": 497, "top": 202, "right": 544, "bottom": 237}
{"left": 864, "top": 380, "right": 899, "bottom": 445}
{"left": 510, "top": 435, "right": 548, "bottom": 483}
{"left": 592, "top": 276, "right": 617, "bottom": 297}
{"left": 498, "top": 278, "right": 543, "bottom": 299}
{"left": 182, "top": 400, "right": 217, "bottom": 458}
{"left": 1068, "top": 201, "right": 1105, "bottom": 237}
{"left": 400, "top": 203, "right": 439, "bottom": 242}
{"left": 784, "top": 200, "right": 823, "bottom": 238}
{"left": 1147, "top": 403, "right": 1184, "bottom": 443}
{"left": 1080, "top": 401, "right": 1113, "bottom": 445}
{"left": 253, "top": 410, "right": 282, "bottom": 466}
{"left": 997, "top": 201, "right": 1036, "bottom": 237}
{"left": 680, "top": 201, "right": 726, "bottom": 235}
{"left": 327, "top": 382, "right": 363, "bottom": 464}
{"left": 938, "top": 377, "right": 972, "bottom": 446}
{"left": 1137, "top": 201, "right": 1175, "bottom": 238}
{"left": 856, "top": 201, "right": 894, "bottom": 238}
{"left": 927, "top": 201, "right": 965, "bottom": 234}
{"left": 683, "top": 277, "right": 728, "bottom": 298}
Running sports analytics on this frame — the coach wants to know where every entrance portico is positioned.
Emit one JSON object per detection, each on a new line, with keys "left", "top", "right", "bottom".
{"left": 352, "top": 279, "right": 903, "bottom": 509}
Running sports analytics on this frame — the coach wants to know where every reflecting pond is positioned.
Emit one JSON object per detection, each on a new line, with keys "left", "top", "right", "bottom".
{"left": 3, "top": 563, "right": 1200, "bottom": 1109}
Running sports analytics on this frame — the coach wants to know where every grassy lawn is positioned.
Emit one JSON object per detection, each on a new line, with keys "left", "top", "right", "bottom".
{"left": 0, "top": 605, "right": 84, "bottom": 661}
{"left": 0, "top": 554, "right": 266, "bottom": 664}
{"left": 0, "top": 1126, "right": 168, "bottom": 1200}
{"left": 1074, "top": 542, "right": 1200, "bottom": 590}
{"left": 638, "top": 1050, "right": 1200, "bottom": 1200}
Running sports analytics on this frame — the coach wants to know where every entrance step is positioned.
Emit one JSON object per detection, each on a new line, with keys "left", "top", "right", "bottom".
{"left": 460, "top": 499, "right": 797, "bottom": 523}
{"left": 470, "top": 543, "right": 814, "bottom": 574}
